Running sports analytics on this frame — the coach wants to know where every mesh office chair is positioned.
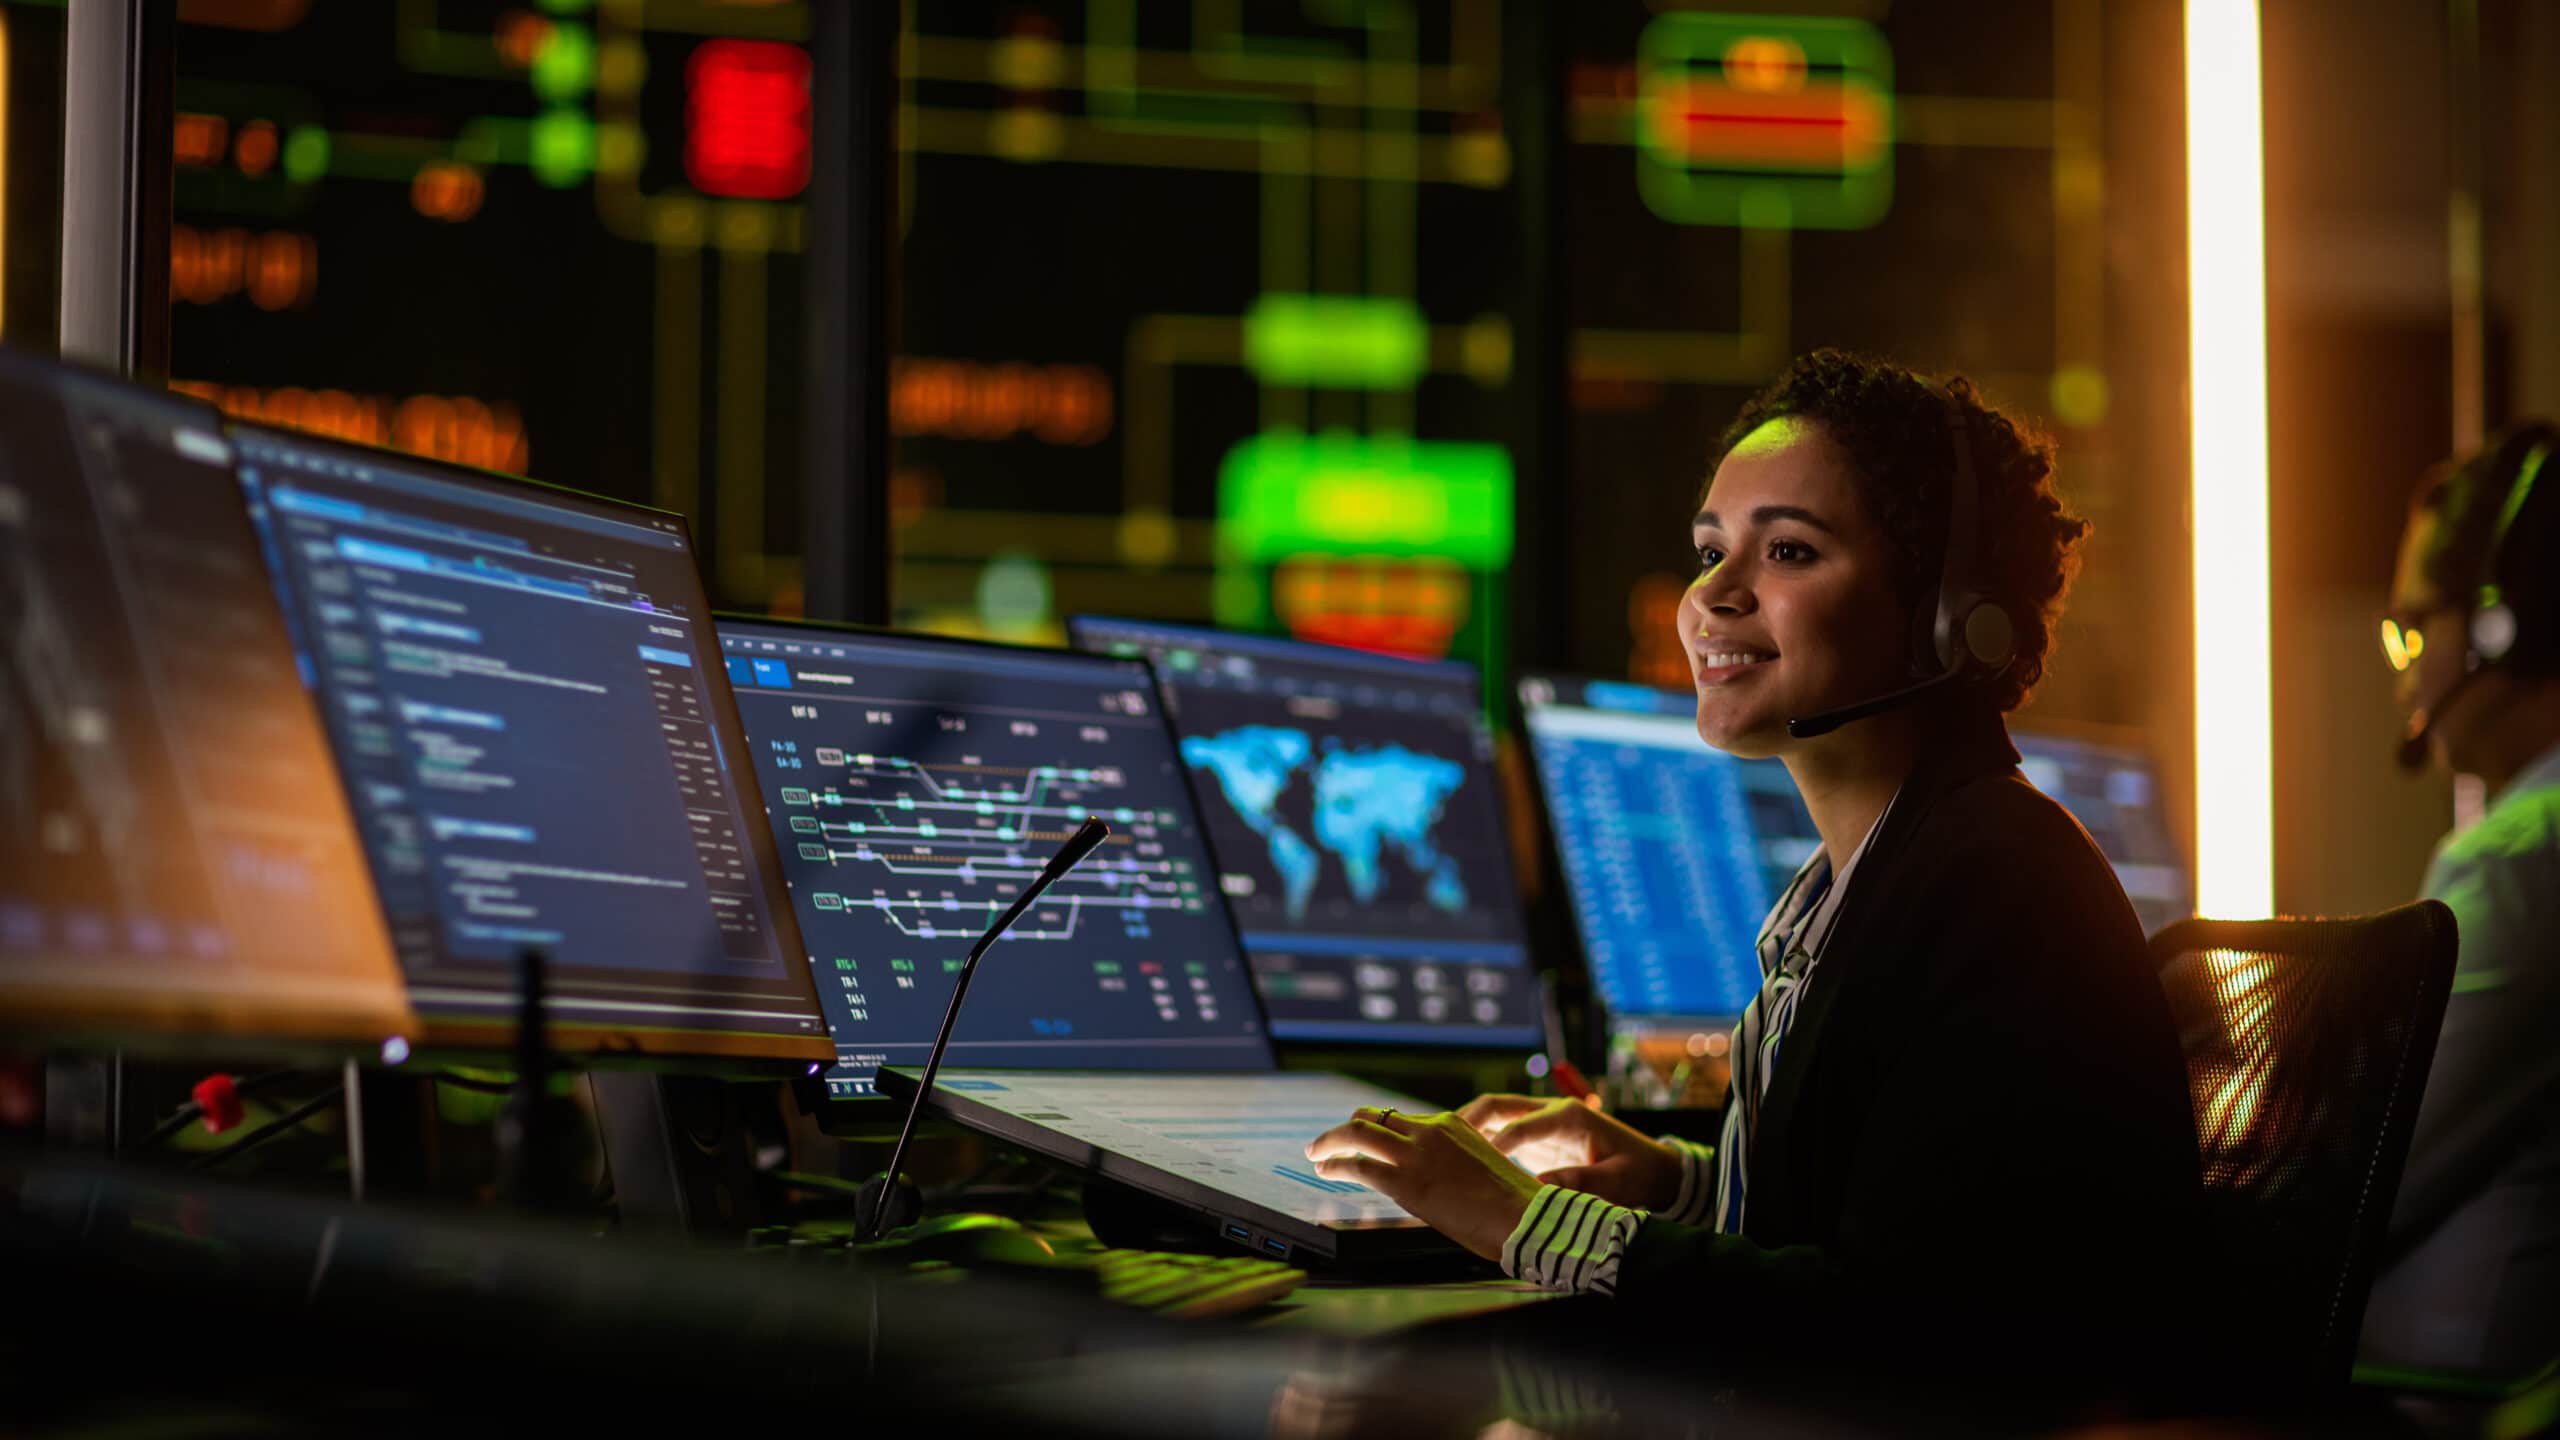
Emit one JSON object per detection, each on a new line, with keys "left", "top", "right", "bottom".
{"left": 2149, "top": 900, "right": 2457, "bottom": 1397}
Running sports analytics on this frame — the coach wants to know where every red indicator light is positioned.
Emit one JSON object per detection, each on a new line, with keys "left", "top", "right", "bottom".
{"left": 685, "top": 39, "right": 811, "bottom": 200}
{"left": 1645, "top": 76, "right": 1886, "bottom": 171}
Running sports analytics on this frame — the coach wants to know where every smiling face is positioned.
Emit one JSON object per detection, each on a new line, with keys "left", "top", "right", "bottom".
{"left": 1677, "top": 418, "right": 1916, "bottom": 757}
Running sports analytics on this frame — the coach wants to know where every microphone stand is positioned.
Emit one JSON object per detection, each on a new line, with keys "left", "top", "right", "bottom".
{"left": 854, "top": 815, "right": 1112, "bottom": 1239}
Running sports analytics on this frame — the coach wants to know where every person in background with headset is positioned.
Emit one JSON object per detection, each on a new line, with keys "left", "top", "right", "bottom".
{"left": 2366, "top": 423, "right": 2560, "bottom": 1380}
{"left": 1306, "top": 350, "right": 2205, "bottom": 1399}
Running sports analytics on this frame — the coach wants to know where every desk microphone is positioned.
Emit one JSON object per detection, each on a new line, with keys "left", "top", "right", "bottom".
{"left": 854, "top": 814, "right": 1113, "bottom": 1240}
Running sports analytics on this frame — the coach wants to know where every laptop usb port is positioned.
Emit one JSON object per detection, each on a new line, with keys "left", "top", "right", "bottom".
{"left": 1224, "top": 1223, "right": 1253, "bottom": 1244}
{"left": 1262, "top": 1239, "right": 1289, "bottom": 1258}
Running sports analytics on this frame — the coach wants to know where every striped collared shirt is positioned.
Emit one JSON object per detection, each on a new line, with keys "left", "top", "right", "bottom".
{"left": 1712, "top": 794, "right": 1892, "bottom": 1233}
{"left": 1501, "top": 792, "right": 1898, "bottom": 1293}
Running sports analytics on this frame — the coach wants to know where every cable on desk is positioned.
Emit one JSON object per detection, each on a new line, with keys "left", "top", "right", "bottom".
{"left": 188, "top": 1090, "right": 343, "bottom": 1171}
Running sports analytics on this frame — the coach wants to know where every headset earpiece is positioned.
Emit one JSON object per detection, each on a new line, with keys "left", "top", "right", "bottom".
{"left": 2471, "top": 603, "right": 2517, "bottom": 664}
{"left": 2462, "top": 423, "right": 2556, "bottom": 673}
{"left": 1963, "top": 600, "right": 2017, "bottom": 669}
{"left": 1924, "top": 382, "right": 2018, "bottom": 684}
{"left": 1784, "top": 375, "right": 2023, "bottom": 740}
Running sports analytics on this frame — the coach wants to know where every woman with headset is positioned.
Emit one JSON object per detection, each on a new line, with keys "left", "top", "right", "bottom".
{"left": 1307, "top": 350, "right": 2205, "bottom": 1398}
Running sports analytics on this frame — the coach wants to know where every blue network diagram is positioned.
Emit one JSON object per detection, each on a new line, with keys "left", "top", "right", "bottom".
{"left": 720, "top": 623, "right": 1272, "bottom": 1095}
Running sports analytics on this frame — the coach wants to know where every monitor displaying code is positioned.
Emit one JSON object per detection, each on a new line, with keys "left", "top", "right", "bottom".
{"left": 1071, "top": 617, "right": 1542, "bottom": 1049}
{"left": 717, "top": 620, "right": 1274, "bottom": 1096}
{"left": 0, "top": 352, "right": 414, "bottom": 1045}
{"left": 229, "top": 427, "right": 829, "bottom": 1060}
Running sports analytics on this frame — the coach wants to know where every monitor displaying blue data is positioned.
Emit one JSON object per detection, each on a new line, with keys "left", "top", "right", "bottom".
{"left": 716, "top": 620, "right": 1275, "bottom": 1097}
{"left": 1069, "top": 618, "right": 1542, "bottom": 1049}
{"left": 2013, "top": 731, "right": 2193, "bottom": 937}
{"left": 229, "top": 427, "right": 830, "bottom": 1062}
{"left": 1518, "top": 675, "right": 1815, "bottom": 1026}
{"left": 0, "top": 352, "right": 414, "bottom": 1047}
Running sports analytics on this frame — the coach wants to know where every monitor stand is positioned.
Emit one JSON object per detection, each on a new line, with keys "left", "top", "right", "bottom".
{"left": 41, "top": 1054, "right": 121, "bottom": 1154}
{"left": 494, "top": 946, "right": 765, "bottom": 1238}
{"left": 589, "top": 1072, "right": 769, "bottom": 1239}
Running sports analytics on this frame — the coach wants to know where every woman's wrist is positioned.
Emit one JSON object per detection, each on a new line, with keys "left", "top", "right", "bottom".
{"left": 1638, "top": 1135, "right": 1686, "bottom": 1210}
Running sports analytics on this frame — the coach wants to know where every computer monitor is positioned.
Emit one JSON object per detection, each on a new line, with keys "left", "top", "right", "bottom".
{"left": 1516, "top": 674, "right": 1812, "bottom": 1030}
{"left": 1517, "top": 675, "right": 2196, "bottom": 1037}
{"left": 0, "top": 351, "right": 414, "bottom": 1046}
{"left": 227, "top": 426, "right": 830, "bottom": 1063}
{"left": 1067, "top": 617, "right": 1544, "bottom": 1050}
{"left": 713, "top": 620, "right": 1277, "bottom": 1097}
{"left": 2012, "top": 730, "right": 2193, "bottom": 937}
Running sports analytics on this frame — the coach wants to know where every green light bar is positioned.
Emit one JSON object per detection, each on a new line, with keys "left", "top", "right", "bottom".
{"left": 1243, "top": 294, "right": 1429, "bottom": 390}
{"left": 1217, "top": 431, "right": 1513, "bottom": 568}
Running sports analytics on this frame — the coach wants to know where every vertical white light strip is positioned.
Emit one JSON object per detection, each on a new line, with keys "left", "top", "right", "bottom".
{"left": 2185, "top": 0, "right": 2274, "bottom": 918}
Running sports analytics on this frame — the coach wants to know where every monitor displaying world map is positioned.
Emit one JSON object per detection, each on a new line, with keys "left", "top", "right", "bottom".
{"left": 1070, "top": 618, "right": 1543, "bottom": 1049}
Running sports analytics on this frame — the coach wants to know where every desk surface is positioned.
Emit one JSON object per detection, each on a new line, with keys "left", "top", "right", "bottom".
{"left": 1261, "top": 1275, "right": 1559, "bottom": 1337}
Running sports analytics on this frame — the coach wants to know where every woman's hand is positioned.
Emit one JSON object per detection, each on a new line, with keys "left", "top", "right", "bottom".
{"left": 1455, "top": 1094, "right": 1686, "bottom": 1211}
{"left": 1303, "top": 1107, "right": 1543, "bottom": 1262}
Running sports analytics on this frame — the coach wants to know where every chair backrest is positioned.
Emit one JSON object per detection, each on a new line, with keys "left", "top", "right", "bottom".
{"left": 2149, "top": 899, "right": 2457, "bottom": 1394}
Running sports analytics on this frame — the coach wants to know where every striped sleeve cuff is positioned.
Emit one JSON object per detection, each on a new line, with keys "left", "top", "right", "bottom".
{"left": 1658, "top": 1136, "right": 1719, "bottom": 1227}
{"left": 1500, "top": 1184, "right": 1646, "bottom": 1296}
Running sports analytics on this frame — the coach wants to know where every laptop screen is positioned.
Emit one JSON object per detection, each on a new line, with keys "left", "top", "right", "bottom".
{"left": 1069, "top": 617, "right": 1542, "bottom": 1049}
{"left": 717, "top": 620, "right": 1274, "bottom": 1097}
{"left": 229, "top": 426, "right": 830, "bottom": 1061}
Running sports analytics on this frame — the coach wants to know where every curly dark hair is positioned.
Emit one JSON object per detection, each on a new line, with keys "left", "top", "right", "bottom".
{"left": 1705, "top": 348, "right": 2090, "bottom": 714}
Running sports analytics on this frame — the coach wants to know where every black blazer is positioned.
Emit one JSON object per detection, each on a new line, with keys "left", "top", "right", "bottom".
{"left": 1615, "top": 706, "right": 2206, "bottom": 1392}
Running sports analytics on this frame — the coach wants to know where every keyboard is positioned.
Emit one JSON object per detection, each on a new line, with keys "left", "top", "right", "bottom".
{"left": 1090, "top": 1248, "right": 1305, "bottom": 1319}
{"left": 759, "top": 1218, "right": 1306, "bottom": 1319}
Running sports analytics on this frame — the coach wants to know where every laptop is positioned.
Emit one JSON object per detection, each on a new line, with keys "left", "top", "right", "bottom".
{"left": 714, "top": 616, "right": 1458, "bottom": 1263}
